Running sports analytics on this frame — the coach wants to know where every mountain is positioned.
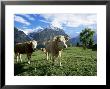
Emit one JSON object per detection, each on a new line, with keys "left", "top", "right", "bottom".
{"left": 93, "top": 33, "right": 97, "bottom": 44}
{"left": 70, "top": 33, "right": 97, "bottom": 45}
{"left": 14, "top": 27, "right": 69, "bottom": 47}
{"left": 29, "top": 27, "right": 68, "bottom": 43}
{"left": 69, "top": 35, "right": 80, "bottom": 45}
{"left": 14, "top": 27, "right": 31, "bottom": 44}
{"left": 36, "top": 29, "right": 44, "bottom": 33}
{"left": 14, "top": 26, "right": 97, "bottom": 46}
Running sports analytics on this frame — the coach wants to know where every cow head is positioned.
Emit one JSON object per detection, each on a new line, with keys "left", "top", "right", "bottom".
{"left": 31, "top": 40, "right": 37, "bottom": 51}
{"left": 55, "top": 35, "right": 68, "bottom": 50}
{"left": 41, "top": 48, "right": 46, "bottom": 53}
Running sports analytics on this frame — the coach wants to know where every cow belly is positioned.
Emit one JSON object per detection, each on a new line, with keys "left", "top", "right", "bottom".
{"left": 15, "top": 47, "right": 33, "bottom": 54}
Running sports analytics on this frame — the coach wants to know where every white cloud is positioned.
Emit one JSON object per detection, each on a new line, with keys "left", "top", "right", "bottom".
{"left": 19, "top": 26, "right": 43, "bottom": 35}
{"left": 76, "top": 32, "right": 80, "bottom": 34}
{"left": 14, "top": 15, "right": 30, "bottom": 25}
{"left": 40, "top": 20, "right": 50, "bottom": 23}
{"left": 51, "top": 20, "right": 63, "bottom": 29}
{"left": 21, "top": 14, "right": 35, "bottom": 21}
{"left": 40, "top": 14, "right": 97, "bottom": 28}
{"left": 87, "top": 25, "right": 95, "bottom": 29}
{"left": 21, "top": 29, "right": 34, "bottom": 35}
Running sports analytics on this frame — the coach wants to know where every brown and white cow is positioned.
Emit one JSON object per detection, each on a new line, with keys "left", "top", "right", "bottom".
{"left": 14, "top": 40, "right": 37, "bottom": 64}
{"left": 43, "top": 35, "right": 69, "bottom": 66}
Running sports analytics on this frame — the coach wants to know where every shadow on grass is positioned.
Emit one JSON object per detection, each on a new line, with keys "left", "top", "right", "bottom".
{"left": 15, "top": 59, "right": 82, "bottom": 76}
{"left": 14, "top": 62, "right": 36, "bottom": 76}
{"left": 14, "top": 60, "right": 52, "bottom": 76}
{"left": 14, "top": 62, "right": 27, "bottom": 76}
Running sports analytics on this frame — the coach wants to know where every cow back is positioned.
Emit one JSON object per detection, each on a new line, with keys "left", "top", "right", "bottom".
{"left": 15, "top": 42, "right": 34, "bottom": 54}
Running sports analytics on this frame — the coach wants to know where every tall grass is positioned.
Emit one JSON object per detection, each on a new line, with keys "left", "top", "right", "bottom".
{"left": 14, "top": 47, "right": 97, "bottom": 76}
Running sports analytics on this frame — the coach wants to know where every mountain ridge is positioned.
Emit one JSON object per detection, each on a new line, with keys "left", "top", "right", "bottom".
{"left": 14, "top": 27, "right": 69, "bottom": 44}
{"left": 14, "top": 27, "right": 97, "bottom": 46}
{"left": 14, "top": 27, "right": 31, "bottom": 44}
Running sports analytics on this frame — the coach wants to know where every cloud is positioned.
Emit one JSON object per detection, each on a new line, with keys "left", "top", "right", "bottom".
{"left": 21, "top": 14, "right": 35, "bottom": 21}
{"left": 35, "top": 26, "right": 43, "bottom": 30}
{"left": 51, "top": 20, "right": 63, "bottom": 29}
{"left": 76, "top": 32, "right": 80, "bottom": 34}
{"left": 40, "top": 14, "right": 97, "bottom": 28}
{"left": 14, "top": 15, "right": 30, "bottom": 25}
{"left": 40, "top": 20, "right": 50, "bottom": 23}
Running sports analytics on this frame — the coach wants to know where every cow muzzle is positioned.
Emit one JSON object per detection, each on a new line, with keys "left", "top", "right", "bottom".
{"left": 33, "top": 48, "right": 37, "bottom": 52}
{"left": 64, "top": 44, "right": 67, "bottom": 48}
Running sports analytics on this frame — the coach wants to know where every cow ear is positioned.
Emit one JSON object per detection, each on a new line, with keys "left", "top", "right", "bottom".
{"left": 65, "top": 36, "right": 69, "bottom": 41}
{"left": 56, "top": 36, "right": 60, "bottom": 41}
{"left": 29, "top": 41, "right": 33, "bottom": 45}
{"left": 53, "top": 36, "right": 58, "bottom": 41}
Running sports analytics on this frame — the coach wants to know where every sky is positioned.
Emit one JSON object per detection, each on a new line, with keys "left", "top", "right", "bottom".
{"left": 14, "top": 14, "right": 97, "bottom": 38}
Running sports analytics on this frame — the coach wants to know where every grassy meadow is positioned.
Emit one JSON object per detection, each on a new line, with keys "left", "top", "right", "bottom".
{"left": 14, "top": 47, "right": 97, "bottom": 76}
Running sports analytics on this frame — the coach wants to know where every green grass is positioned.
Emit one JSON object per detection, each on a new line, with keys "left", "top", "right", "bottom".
{"left": 14, "top": 47, "right": 97, "bottom": 76}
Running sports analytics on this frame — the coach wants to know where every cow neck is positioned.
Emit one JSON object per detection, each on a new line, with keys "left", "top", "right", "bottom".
{"left": 25, "top": 42, "right": 34, "bottom": 52}
{"left": 53, "top": 40, "right": 60, "bottom": 52}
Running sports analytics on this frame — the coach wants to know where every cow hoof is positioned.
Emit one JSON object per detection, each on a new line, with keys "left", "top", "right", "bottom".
{"left": 35, "top": 68, "right": 37, "bottom": 72}
{"left": 20, "top": 60, "right": 22, "bottom": 62}
{"left": 52, "top": 63, "right": 54, "bottom": 66}
{"left": 60, "top": 63, "right": 62, "bottom": 67}
{"left": 17, "top": 60, "right": 19, "bottom": 62}
{"left": 28, "top": 61, "right": 31, "bottom": 64}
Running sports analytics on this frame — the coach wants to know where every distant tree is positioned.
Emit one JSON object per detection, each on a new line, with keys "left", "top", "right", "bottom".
{"left": 70, "top": 43, "right": 73, "bottom": 47}
{"left": 92, "top": 44, "right": 97, "bottom": 51}
{"left": 80, "top": 28, "right": 95, "bottom": 49}
{"left": 76, "top": 42, "right": 79, "bottom": 47}
{"left": 66, "top": 41, "right": 73, "bottom": 47}
{"left": 88, "top": 38, "right": 94, "bottom": 48}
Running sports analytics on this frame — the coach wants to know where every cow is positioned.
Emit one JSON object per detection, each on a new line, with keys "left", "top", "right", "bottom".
{"left": 43, "top": 35, "right": 69, "bottom": 66}
{"left": 14, "top": 40, "right": 37, "bottom": 64}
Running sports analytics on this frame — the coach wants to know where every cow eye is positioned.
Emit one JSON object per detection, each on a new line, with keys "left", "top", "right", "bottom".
{"left": 58, "top": 40, "right": 61, "bottom": 42}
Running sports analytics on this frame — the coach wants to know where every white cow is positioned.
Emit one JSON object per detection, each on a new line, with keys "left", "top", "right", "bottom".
{"left": 42, "top": 35, "right": 69, "bottom": 66}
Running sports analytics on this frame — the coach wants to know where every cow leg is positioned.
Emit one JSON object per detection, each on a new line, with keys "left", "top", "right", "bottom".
{"left": 27, "top": 53, "right": 31, "bottom": 64}
{"left": 19, "top": 54, "right": 22, "bottom": 62}
{"left": 17, "top": 56, "right": 19, "bottom": 62}
{"left": 58, "top": 51, "right": 62, "bottom": 58}
{"left": 58, "top": 51, "right": 62, "bottom": 66}
{"left": 27, "top": 56, "right": 31, "bottom": 64}
{"left": 50, "top": 54, "right": 53, "bottom": 60}
{"left": 18, "top": 53, "right": 21, "bottom": 62}
{"left": 49, "top": 54, "right": 51, "bottom": 60}
{"left": 15, "top": 53, "right": 19, "bottom": 62}
{"left": 16, "top": 53, "right": 19, "bottom": 62}
{"left": 46, "top": 52, "right": 49, "bottom": 60}
{"left": 58, "top": 57, "right": 62, "bottom": 66}
{"left": 52, "top": 55, "right": 55, "bottom": 66}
